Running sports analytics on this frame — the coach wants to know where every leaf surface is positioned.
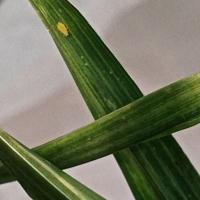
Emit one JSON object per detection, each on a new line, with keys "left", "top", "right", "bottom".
{"left": 0, "top": 74, "right": 200, "bottom": 200}
{"left": 0, "top": 129, "right": 105, "bottom": 200}
{"left": 1, "top": 0, "right": 199, "bottom": 199}
{"left": 26, "top": 0, "right": 200, "bottom": 199}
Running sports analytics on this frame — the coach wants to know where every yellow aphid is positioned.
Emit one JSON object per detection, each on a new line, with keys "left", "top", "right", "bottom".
{"left": 57, "top": 22, "right": 69, "bottom": 37}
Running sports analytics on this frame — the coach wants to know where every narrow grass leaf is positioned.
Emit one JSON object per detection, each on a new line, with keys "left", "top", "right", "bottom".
{"left": 0, "top": 129, "right": 105, "bottom": 200}
{"left": 22, "top": 0, "right": 200, "bottom": 199}
{"left": 0, "top": 73, "right": 200, "bottom": 200}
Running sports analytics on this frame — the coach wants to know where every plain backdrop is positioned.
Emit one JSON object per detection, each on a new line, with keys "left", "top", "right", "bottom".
{"left": 0, "top": 0, "right": 200, "bottom": 199}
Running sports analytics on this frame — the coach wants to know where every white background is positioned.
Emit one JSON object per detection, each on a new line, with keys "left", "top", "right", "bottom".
{"left": 0, "top": 0, "right": 200, "bottom": 199}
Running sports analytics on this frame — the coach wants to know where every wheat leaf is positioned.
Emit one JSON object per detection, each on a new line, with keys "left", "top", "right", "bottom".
{"left": 0, "top": 1, "right": 199, "bottom": 199}
{"left": 0, "top": 73, "right": 200, "bottom": 200}
{"left": 23, "top": 0, "right": 200, "bottom": 199}
{"left": 0, "top": 129, "right": 105, "bottom": 200}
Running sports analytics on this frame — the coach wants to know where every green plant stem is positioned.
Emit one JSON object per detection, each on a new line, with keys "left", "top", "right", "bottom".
{"left": 0, "top": 73, "right": 200, "bottom": 199}
{"left": 0, "top": 129, "right": 105, "bottom": 200}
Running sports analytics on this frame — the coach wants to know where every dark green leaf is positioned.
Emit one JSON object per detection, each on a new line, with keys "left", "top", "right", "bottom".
{"left": 0, "top": 129, "right": 105, "bottom": 200}
{"left": 0, "top": 73, "right": 200, "bottom": 200}
{"left": 0, "top": 1, "right": 199, "bottom": 199}
{"left": 25, "top": 0, "right": 200, "bottom": 199}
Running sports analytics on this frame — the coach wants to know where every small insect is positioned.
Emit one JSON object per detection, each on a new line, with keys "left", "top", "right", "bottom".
{"left": 57, "top": 22, "right": 69, "bottom": 37}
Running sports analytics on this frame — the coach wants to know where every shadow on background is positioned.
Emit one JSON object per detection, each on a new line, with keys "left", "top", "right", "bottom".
{"left": 1, "top": 85, "right": 92, "bottom": 147}
{"left": 104, "top": 0, "right": 200, "bottom": 94}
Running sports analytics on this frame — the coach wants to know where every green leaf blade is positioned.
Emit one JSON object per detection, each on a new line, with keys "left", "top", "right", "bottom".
{"left": 28, "top": 1, "right": 200, "bottom": 199}
{"left": 0, "top": 1, "right": 199, "bottom": 200}
{"left": 0, "top": 129, "right": 105, "bottom": 200}
{"left": 0, "top": 73, "right": 200, "bottom": 200}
